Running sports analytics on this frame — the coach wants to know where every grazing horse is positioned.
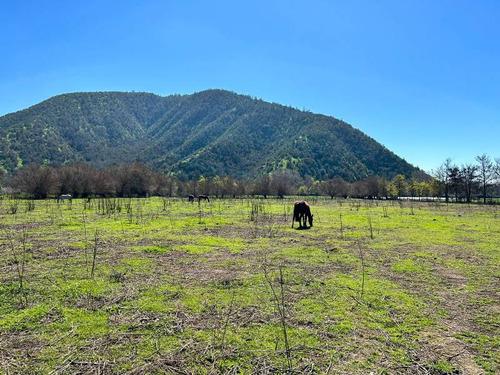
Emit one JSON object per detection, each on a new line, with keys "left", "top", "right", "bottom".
{"left": 198, "top": 195, "right": 210, "bottom": 203}
{"left": 188, "top": 194, "right": 195, "bottom": 202}
{"left": 57, "top": 194, "right": 72, "bottom": 203}
{"left": 292, "top": 200, "right": 313, "bottom": 228}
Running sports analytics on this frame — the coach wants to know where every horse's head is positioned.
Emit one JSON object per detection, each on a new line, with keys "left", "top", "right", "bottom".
{"left": 309, "top": 213, "right": 314, "bottom": 227}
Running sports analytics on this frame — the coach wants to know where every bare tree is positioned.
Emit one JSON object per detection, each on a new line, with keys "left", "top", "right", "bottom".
{"left": 364, "top": 177, "right": 379, "bottom": 198}
{"left": 253, "top": 174, "right": 272, "bottom": 198}
{"left": 55, "top": 163, "right": 96, "bottom": 197}
{"left": 94, "top": 169, "right": 116, "bottom": 196}
{"left": 13, "top": 164, "right": 56, "bottom": 199}
{"left": 270, "top": 170, "right": 300, "bottom": 198}
{"left": 328, "top": 177, "right": 351, "bottom": 198}
{"left": 475, "top": 154, "right": 495, "bottom": 203}
{"left": 320, "top": 179, "right": 337, "bottom": 199}
{"left": 233, "top": 179, "right": 247, "bottom": 197}
{"left": 351, "top": 177, "right": 378, "bottom": 199}
{"left": 152, "top": 172, "right": 177, "bottom": 197}
{"left": 320, "top": 177, "right": 351, "bottom": 198}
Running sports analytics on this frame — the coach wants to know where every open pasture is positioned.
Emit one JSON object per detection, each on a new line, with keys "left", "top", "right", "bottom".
{"left": 0, "top": 197, "right": 499, "bottom": 374}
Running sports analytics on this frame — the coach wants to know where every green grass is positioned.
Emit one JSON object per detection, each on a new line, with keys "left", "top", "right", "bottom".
{"left": 0, "top": 197, "right": 498, "bottom": 373}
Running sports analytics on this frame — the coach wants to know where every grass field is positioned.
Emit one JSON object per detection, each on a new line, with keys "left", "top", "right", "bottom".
{"left": 1, "top": 197, "right": 499, "bottom": 374}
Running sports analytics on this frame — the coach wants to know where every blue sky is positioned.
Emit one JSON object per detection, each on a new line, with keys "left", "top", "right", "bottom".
{"left": 1, "top": 0, "right": 499, "bottom": 173}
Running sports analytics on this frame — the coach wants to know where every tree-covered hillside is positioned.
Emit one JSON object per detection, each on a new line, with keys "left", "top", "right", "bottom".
{"left": 0, "top": 90, "right": 419, "bottom": 180}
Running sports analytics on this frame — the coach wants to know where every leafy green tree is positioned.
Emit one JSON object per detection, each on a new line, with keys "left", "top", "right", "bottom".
{"left": 212, "top": 176, "right": 223, "bottom": 197}
{"left": 378, "top": 178, "right": 389, "bottom": 199}
{"left": 417, "top": 181, "right": 430, "bottom": 198}
{"left": 429, "top": 178, "right": 443, "bottom": 198}
{"left": 221, "top": 177, "right": 236, "bottom": 197}
{"left": 197, "top": 176, "right": 212, "bottom": 195}
{"left": 387, "top": 182, "right": 398, "bottom": 198}
{"left": 448, "top": 166, "right": 463, "bottom": 202}
{"left": 392, "top": 174, "right": 407, "bottom": 197}
{"left": 408, "top": 178, "right": 419, "bottom": 198}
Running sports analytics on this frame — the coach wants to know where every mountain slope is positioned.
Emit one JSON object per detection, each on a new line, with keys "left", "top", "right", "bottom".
{"left": 0, "top": 89, "right": 419, "bottom": 180}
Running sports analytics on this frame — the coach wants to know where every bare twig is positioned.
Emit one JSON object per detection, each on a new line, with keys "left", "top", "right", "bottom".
{"left": 91, "top": 229, "right": 98, "bottom": 279}
{"left": 264, "top": 265, "right": 293, "bottom": 373}
{"left": 357, "top": 241, "right": 366, "bottom": 300}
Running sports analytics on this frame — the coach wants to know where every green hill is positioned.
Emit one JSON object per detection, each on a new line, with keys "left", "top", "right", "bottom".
{"left": 0, "top": 89, "right": 419, "bottom": 180}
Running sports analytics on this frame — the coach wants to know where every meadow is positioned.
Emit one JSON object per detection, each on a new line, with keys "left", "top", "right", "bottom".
{"left": 0, "top": 196, "right": 498, "bottom": 374}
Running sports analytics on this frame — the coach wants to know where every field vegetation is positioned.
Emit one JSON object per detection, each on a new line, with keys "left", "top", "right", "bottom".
{"left": 0, "top": 196, "right": 499, "bottom": 374}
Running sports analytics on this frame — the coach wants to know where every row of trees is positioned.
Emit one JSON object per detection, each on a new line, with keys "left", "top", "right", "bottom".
{"left": 1, "top": 155, "right": 499, "bottom": 201}
{"left": 433, "top": 154, "right": 500, "bottom": 203}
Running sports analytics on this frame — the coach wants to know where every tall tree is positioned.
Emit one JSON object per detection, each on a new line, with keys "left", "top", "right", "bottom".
{"left": 448, "top": 166, "right": 463, "bottom": 202}
{"left": 475, "top": 154, "right": 495, "bottom": 203}
{"left": 461, "top": 164, "right": 478, "bottom": 203}
{"left": 320, "top": 179, "right": 337, "bottom": 199}
{"left": 270, "top": 170, "right": 300, "bottom": 198}
{"left": 378, "top": 178, "right": 389, "bottom": 199}
{"left": 197, "top": 176, "right": 213, "bottom": 195}
{"left": 114, "top": 163, "right": 153, "bottom": 197}
{"left": 392, "top": 174, "right": 408, "bottom": 197}
{"left": 253, "top": 174, "right": 271, "bottom": 198}
{"left": 429, "top": 178, "right": 443, "bottom": 198}
{"left": 434, "top": 158, "right": 454, "bottom": 202}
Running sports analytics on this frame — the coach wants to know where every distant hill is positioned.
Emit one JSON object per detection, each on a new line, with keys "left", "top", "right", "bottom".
{"left": 0, "top": 90, "right": 419, "bottom": 181}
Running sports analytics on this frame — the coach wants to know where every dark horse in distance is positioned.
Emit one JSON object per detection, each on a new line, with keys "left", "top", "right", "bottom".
{"left": 292, "top": 200, "right": 313, "bottom": 229}
{"left": 198, "top": 195, "right": 210, "bottom": 203}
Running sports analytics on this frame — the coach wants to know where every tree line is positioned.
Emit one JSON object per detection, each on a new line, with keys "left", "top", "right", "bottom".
{"left": 0, "top": 155, "right": 499, "bottom": 202}
{"left": 432, "top": 154, "right": 500, "bottom": 203}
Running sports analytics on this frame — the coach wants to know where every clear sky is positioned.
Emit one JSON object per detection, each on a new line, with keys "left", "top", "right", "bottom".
{"left": 1, "top": 0, "right": 499, "bottom": 173}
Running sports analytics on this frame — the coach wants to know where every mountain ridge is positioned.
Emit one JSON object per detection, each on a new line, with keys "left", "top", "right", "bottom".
{"left": 0, "top": 89, "right": 419, "bottom": 181}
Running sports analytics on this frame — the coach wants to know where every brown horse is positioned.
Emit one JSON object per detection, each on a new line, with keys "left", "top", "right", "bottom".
{"left": 198, "top": 195, "right": 210, "bottom": 203}
{"left": 292, "top": 200, "right": 313, "bottom": 228}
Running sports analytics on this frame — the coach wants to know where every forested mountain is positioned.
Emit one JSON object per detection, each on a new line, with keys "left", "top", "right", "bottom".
{"left": 0, "top": 90, "right": 419, "bottom": 181}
